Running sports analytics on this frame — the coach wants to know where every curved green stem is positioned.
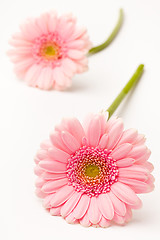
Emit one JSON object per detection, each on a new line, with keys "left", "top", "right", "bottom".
{"left": 107, "top": 64, "right": 144, "bottom": 119}
{"left": 88, "top": 9, "right": 123, "bottom": 55}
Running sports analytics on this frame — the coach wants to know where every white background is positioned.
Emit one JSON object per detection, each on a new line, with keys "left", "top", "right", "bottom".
{"left": 0, "top": 0, "right": 160, "bottom": 239}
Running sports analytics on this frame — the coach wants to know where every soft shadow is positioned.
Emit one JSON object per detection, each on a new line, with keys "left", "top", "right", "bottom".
{"left": 66, "top": 79, "right": 91, "bottom": 93}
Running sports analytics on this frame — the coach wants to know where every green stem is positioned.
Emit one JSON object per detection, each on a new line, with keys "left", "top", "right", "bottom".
{"left": 88, "top": 9, "right": 123, "bottom": 55}
{"left": 107, "top": 64, "right": 144, "bottom": 119}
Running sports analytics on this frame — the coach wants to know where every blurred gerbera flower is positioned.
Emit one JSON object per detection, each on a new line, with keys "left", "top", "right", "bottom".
{"left": 8, "top": 9, "right": 123, "bottom": 90}
{"left": 8, "top": 11, "right": 92, "bottom": 90}
{"left": 34, "top": 113, "right": 154, "bottom": 227}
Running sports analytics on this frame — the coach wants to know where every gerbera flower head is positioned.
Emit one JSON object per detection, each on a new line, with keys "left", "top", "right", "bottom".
{"left": 34, "top": 113, "right": 154, "bottom": 227}
{"left": 8, "top": 11, "right": 92, "bottom": 90}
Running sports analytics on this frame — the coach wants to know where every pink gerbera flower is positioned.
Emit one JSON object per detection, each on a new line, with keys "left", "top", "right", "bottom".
{"left": 34, "top": 64, "right": 154, "bottom": 227}
{"left": 8, "top": 11, "right": 92, "bottom": 90}
{"left": 8, "top": 9, "right": 124, "bottom": 90}
{"left": 34, "top": 112, "right": 154, "bottom": 227}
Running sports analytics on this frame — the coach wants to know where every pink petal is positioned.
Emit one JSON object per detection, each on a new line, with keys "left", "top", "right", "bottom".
{"left": 97, "top": 193, "right": 114, "bottom": 220}
{"left": 50, "top": 131, "right": 71, "bottom": 154}
{"left": 48, "top": 147, "right": 70, "bottom": 163}
{"left": 108, "top": 191, "right": 126, "bottom": 216}
{"left": 67, "top": 49, "right": 84, "bottom": 59}
{"left": 43, "top": 194, "right": 55, "bottom": 208}
{"left": 50, "top": 206, "right": 61, "bottom": 216}
{"left": 39, "top": 160, "right": 66, "bottom": 173}
{"left": 65, "top": 211, "right": 76, "bottom": 224}
{"left": 80, "top": 213, "right": 91, "bottom": 227}
{"left": 35, "top": 178, "right": 46, "bottom": 188}
{"left": 64, "top": 118, "right": 85, "bottom": 144}
{"left": 61, "top": 191, "right": 82, "bottom": 217}
{"left": 117, "top": 128, "right": 138, "bottom": 145}
{"left": 48, "top": 13, "right": 57, "bottom": 32}
{"left": 42, "top": 178, "right": 68, "bottom": 193}
{"left": 34, "top": 165, "right": 43, "bottom": 176}
{"left": 135, "top": 149, "right": 151, "bottom": 163}
{"left": 106, "top": 119, "right": 124, "bottom": 150}
{"left": 113, "top": 214, "right": 125, "bottom": 225}
{"left": 35, "top": 188, "right": 47, "bottom": 198}
{"left": 99, "top": 216, "right": 110, "bottom": 228}
{"left": 50, "top": 185, "right": 74, "bottom": 207}
{"left": 87, "top": 116, "right": 101, "bottom": 147}
{"left": 61, "top": 131, "right": 80, "bottom": 152}
{"left": 128, "top": 145, "right": 148, "bottom": 159}
{"left": 118, "top": 178, "right": 153, "bottom": 193}
{"left": 118, "top": 170, "right": 148, "bottom": 181}
{"left": 88, "top": 197, "right": 101, "bottom": 224}
{"left": 111, "top": 143, "right": 133, "bottom": 160}
{"left": 116, "top": 158, "right": 135, "bottom": 168}
{"left": 61, "top": 58, "right": 77, "bottom": 77}
{"left": 40, "top": 140, "right": 52, "bottom": 150}
{"left": 73, "top": 194, "right": 90, "bottom": 219}
{"left": 36, "top": 149, "right": 48, "bottom": 160}
{"left": 98, "top": 134, "right": 109, "bottom": 149}
{"left": 111, "top": 182, "right": 141, "bottom": 206}
{"left": 42, "top": 172, "right": 67, "bottom": 180}
{"left": 124, "top": 206, "right": 132, "bottom": 222}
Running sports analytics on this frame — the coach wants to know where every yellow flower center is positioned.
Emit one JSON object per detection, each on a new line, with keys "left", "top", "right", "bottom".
{"left": 40, "top": 42, "right": 60, "bottom": 60}
{"left": 84, "top": 164, "right": 100, "bottom": 178}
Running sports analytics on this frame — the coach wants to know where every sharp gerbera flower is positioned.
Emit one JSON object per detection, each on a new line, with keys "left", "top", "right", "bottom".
{"left": 8, "top": 9, "right": 123, "bottom": 90}
{"left": 34, "top": 65, "right": 154, "bottom": 227}
{"left": 8, "top": 11, "right": 92, "bottom": 90}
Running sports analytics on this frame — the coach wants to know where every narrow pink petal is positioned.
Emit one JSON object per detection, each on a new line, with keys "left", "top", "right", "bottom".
{"left": 42, "top": 172, "right": 67, "bottom": 180}
{"left": 48, "top": 13, "right": 57, "bottom": 32}
{"left": 39, "top": 160, "right": 66, "bottom": 173}
{"left": 118, "top": 178, "right": 153, "bottom": 193}
{"left": 128, "top": 145, "right": 148, "bottom": 159}
{"left": 50, "top": 206, "right": 61, "bottom": 216}
{"left": 67, "top": 40, "right": 85, "bottom": 49}
{"left": 61, "top": 58, "right": 77, "bottom": 77}
{"left": 133, "top": 134, "right": 146, "bottom": 145}
{"left": 134, "top": 149, "right": 151, "bottom": 163}
{"left": 48, "top": 147, "right": 70, "bottom": 163}
{"left": 61, "top": 131, "right": 80, "bottom": 152}
{"left": 50, "top": 185, "right": 74, "bottom": 207}
{"left": 113, "top": 214, "right": 125, "bottom": 225}
{"left": 73, "top": 194, "right": 90, "bottom": 219}
{"left": 40, "top": 140, "right": 52, "bottom": 150}
{"left": 67, "top": 49, "right": 84, "bottom": 59}
{"left": 111, "top": 182, "right": 141, "bottom": 206}
{"left": 35, "top": 178, "right": 46, "bottom": 188}
{"left": 116, "top": 158, "right": 135, "bottom": 168}
{"left": 61, "top": 192, "right": 82, "bottom": 217}
{"left": 99, "top": 216, "right": 110, "bottom": 228}
{"left": 111, "top": 143, "right": 133, "bottom": 160}
{"left": 53, "top": 67, "right": 67, "bottom": 86}
{"left": 36, "top": 149, "right": 48, "bottom": 160}
{"left": 117, "top": 128, "right": 138, "bottom": 145}
{"left": 119, "top": 165, "right": 149, "bottom": 174}
{"left": 124, "top": 206, "right": 132, "bottom": 222}
{"left": 65, "top": 211, "right": 76, "bottom": 224}
{"left": 35, "top": 13, "right": 49, "bottom": 34}
{"left": 80, "top": 213, "right": 91, "bottom": 227}
{"left": 87, "top": 116, "right": 101, "bottom": 147}
{"left": 42, "top": 178, "right": 68, "bottom": 193}
{"left": 35, "top": 188, "right": 47, "bottom": 198}
{"left": 97, "top": 193, "right": 114, "bottom": 220}
{"left": 50, "top": 131, "right": 71, "bottom": 154}
{"left": 43, "top": 67, "right": 54, "bottom": 90}
{"left": 141, "top": 162, "right": 154, "bottom": 172}
{"left": 34, "top": 165, "right": 43, "bottom": 176}
{"left": 43, "top": 194, "right": 55, "bottom": 208}
{"left": 118, "top": 170, "right": 148, "bottom": 181}
{"left": 106, "top": 119, "right": 124, "bottom": 150}
{"left": 98, "top": 134, "right": 109, "bottom": 149}
{"left": 88, "top": 197, "right": 101, "bottom": 224}
{"left": 65, "top": 118, "right": 85, "bottom": 144}
{"left": 108, "top": 191, "right": 126, "bottom": 216}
